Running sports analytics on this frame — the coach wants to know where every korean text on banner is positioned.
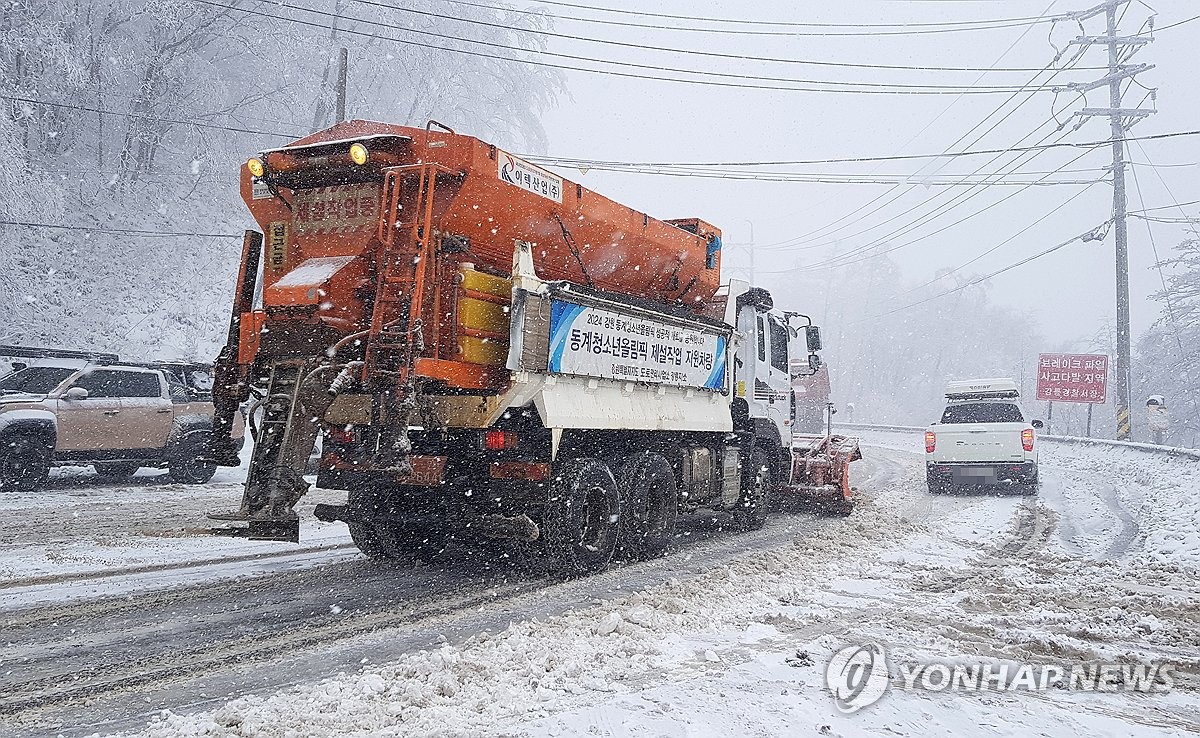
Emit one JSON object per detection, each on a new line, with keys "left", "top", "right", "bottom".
{"left": 547, "top": 301, "right": 727, "bottom": 390}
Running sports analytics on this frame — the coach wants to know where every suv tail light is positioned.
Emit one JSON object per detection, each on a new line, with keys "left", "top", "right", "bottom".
{"left": 482, "top": 430, "right": 518, "bottom": 451}
{"left": 1022, "top": 428, "right": 1035, "bottom": 452}
{"left": 925, "top": 431, "right": 936, "bottom": 453}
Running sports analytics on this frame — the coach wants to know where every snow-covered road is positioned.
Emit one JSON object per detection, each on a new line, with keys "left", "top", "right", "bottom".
{"left": 2, "top": 433, "right": 1197, "bottom": 737}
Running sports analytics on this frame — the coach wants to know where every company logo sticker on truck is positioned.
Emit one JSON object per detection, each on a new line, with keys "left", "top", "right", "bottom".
{"left": 547, "top": 300, "right": 727, "bottom": 390}
{"left": 498, "top": 150, "right": 563, "bottom": 203}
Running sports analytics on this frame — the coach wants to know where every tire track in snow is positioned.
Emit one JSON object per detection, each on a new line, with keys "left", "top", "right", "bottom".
{"left": 1, "top": 448, "right": 907, "bottom": 737}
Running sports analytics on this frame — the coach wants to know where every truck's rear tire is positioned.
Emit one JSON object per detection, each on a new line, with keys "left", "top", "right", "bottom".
{"left": 614, "top": 452, "right": 678, "bottom": 561}
{"left": 168, "top": 433, "right": 217, "bottom": 484}
{"left": 543, "top": 457, "right": 620, "bottom": 576}
{"left": 94, "top": 462, "right": 140, "bottom": 481}
{"left": 0, "top": 433, "right": 51, "bottom": 493}
{"left": 733, "top": 448, "right": 772, "bottom": 531}
{"left": 347, "top": 482, "right": 448, "bottom": 562}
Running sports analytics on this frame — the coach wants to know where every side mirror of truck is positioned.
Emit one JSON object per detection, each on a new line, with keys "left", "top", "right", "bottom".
{"left": 805, "top": 325, "right": 822, "bottom": 352}
{"left": 1031, "top": 419, "right": 1045, "bottom": 429}
{"left": 808, "top": 353, "right": 822, "bottom": 373}
{"left": 65, "top": 387, "right": 89, "bottom": 401}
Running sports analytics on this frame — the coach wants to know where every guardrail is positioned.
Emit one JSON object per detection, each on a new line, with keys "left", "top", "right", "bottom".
{"left": 837, "top": 421, "right": 1200, "bottom": 461}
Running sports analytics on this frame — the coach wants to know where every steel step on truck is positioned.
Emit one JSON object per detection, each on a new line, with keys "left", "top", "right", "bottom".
{"left": 206, "top": 119, "right": 860, "bottom": 575}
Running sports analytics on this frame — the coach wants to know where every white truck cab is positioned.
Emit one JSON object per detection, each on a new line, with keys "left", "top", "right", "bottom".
{"left": 925, "top": 378, "right": 1043, "bottom": 495}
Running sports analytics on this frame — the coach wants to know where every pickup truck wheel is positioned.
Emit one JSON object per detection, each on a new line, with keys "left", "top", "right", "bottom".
{"left": 0, "top": 434, "right": 52, "bottom": 493}
{"left": 543, "top": 457, "right": 620, "bottom": 576}
{"left": 347, "top": 482, "right": 448, "bottom": 563}
{"left": 614, "top": 452, "right": 678, "bottom": 561}
{"left": 94, "top": 462, "right": 140, "bottom": 481}
{"left": 168, "top": 434, "right": 217, "bottom": 484}
{"left": 733, "top": 448, "right": 772, "bottom": 531}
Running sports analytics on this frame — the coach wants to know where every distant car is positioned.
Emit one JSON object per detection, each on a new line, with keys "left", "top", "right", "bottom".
{"left": 925, "top": 378, "right": 1043, "bottom": 495}
{"left": 0, "top": 356, "right": 245, "bottom": 492}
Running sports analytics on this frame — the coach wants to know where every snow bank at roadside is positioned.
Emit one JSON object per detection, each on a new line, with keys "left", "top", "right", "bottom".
{"left": 858, "top": 429, "right": 1200, "bottom": 568}
{"left": 1042, "top": 444, "right": 1200, "bottom": 568}
{"left": 125, "top": 444, "right": 1200, "bottom": 738}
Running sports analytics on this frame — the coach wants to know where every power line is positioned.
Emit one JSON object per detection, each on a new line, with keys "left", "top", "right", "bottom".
{"left": 754, "top": 62, "right": 1077, "bottom": 252}
{"left": 888, "top": 170, "right": 1103, "bottom": 297}
{"left": 198, "top": 0, "right": 1084, "bottom": 95}
{"left": 745, "top": 11, "right": 1063, "bottom": 252}
{"left": 464, "top": 0, "right": 1068, "bottom": 31}
{"left": 0, "top": 220, "right": 241, "bottom": 239}
{"left": 0, "top": 95, "right": 302, "bottom": 139}
{"left": 540, "top": 164, "right": 1103, "bottom": 186}
{"left": 1153, "top": 13, "right": 1200, "bottom": 31}
{"left": 525, "top": 128, "right": 1200, "bottom": 168}
{"left": 850, "top": 220, "right": 1113, "bottom": 323}
{"left": 1127, "top": 159, "right": 1196, "bottom": 383}
{"left": 345, "top": 0, "right": 1094, "bottom": 91}
{"left": 794, "top": 138, "right": 1098, "bottom": 270}
{"left": 1130, "top": 199, "right": 1200, "bottom": 213}
{"left": 410, "top": 0, "right": 1110, "bottom": 71}
{"left": 756, "top": 141, "right": 1102, "bottom": 274}
{"left": 20, "top": 91, "right": 1200, "bottom": 182}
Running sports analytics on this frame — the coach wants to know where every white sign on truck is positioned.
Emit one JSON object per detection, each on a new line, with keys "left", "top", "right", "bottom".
{"left": 498, "top": 150, "right": 563, "bottom": 203}
{"left": 547, "top": 300, "right": 727, "bottom": 390}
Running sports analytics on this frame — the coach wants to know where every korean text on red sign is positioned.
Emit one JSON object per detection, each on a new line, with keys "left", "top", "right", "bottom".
{"left": 1036, "top": 353, "right": 1108, "bottom": 404}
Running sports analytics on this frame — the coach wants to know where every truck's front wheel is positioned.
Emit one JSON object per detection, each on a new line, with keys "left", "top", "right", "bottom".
{"left": 733, "top": 448, "right": 772, "bottom": 531}
{"left": 543, "top": 458, "right": 620, "bottom": 576}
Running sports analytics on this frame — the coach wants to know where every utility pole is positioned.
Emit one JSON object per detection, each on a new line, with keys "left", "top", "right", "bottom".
{"left": 1065, "top": 0, "right": 1155, "bottom": 440}
{"left": 312, "top": 0, "right": 349, "bottom": 132}
{"left": 723, "top": 220, "right": 755, "bottom": 284}
{"left": 335, "top": 47, "right": 349, "bottom": 124}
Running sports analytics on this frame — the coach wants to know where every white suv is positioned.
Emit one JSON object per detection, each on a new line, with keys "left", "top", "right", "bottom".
{"left": 925, "top": 378, "right": 1043, "bottom": 495}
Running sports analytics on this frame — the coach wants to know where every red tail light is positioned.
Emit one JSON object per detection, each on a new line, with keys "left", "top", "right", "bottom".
{"left": 328, "top": 426, "right": 356, "bottom": 445}
{"left": 1022, "top": 428, "right": 1035, "bottom": 452}
{"left": 483, "top": 430, "right": 518, "bottom": 451}
{"left": 925, "top": 431, "right": 936, "bottom": 453}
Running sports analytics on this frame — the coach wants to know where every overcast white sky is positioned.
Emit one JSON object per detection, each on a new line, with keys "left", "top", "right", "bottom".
{"left": 526, "top": 0, "right": 1196, "bottom": 346}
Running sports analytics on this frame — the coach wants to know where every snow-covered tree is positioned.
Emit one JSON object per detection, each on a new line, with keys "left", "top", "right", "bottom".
{"left": 1135, "top": 235, "right": 1200, "bottom": 446}
{"left": 0, "top": 0, "right": 563, "bottom": 359}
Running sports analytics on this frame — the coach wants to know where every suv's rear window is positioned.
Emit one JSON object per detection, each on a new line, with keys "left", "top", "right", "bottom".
{"left": 941, "top": 402, "right": 1024, "bottom": 424}
{"left": 0, "top": 367, "right": 76, "bottom": 395}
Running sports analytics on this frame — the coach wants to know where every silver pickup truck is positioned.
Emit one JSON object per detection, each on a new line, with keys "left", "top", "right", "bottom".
{"left": 0, "top": 351, "right": 244, "bottom": 492}
{"left": 925, "top": 378, "right": 1044, "bottom": 495}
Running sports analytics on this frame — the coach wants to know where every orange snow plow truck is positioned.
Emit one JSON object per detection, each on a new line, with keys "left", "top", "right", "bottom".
{"left": 207, "top": 119, "right": 860, "bottom": 574}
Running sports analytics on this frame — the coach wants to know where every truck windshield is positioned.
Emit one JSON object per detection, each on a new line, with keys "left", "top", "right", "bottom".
{"left": 941, "top": 402, "right": 1024, "bottom": 424}
{"left": 0, "top": 366, "right": 76, "bottom": 395}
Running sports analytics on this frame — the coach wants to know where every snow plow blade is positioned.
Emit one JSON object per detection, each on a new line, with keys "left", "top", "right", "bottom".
{"left": 776, "top": 433, "right": 862, "bottom": 516}
{"left": 208, "top": 511, "right": 300, "bottom": 543}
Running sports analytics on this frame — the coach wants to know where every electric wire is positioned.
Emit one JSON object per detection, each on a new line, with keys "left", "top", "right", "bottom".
{"left": 524, "top": 128, "right": 1200, "bottom": 168}
{"left": 0, "top": 220, "right": 241, "bottom": 238}
{"left": 755, "top": 141, "right": 1103, "bottom": 275}
{"left": 849, "top": 219, "right": 1114, "bottom": 323}
{"left": 196, "top": 0, "right": 1091, "bottom": 95}
{"left": 459, "top": 0, "right": 1064, "bottom": 30}
{"left": 741, "top": 13, "right": 1067, "bottom": 251}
